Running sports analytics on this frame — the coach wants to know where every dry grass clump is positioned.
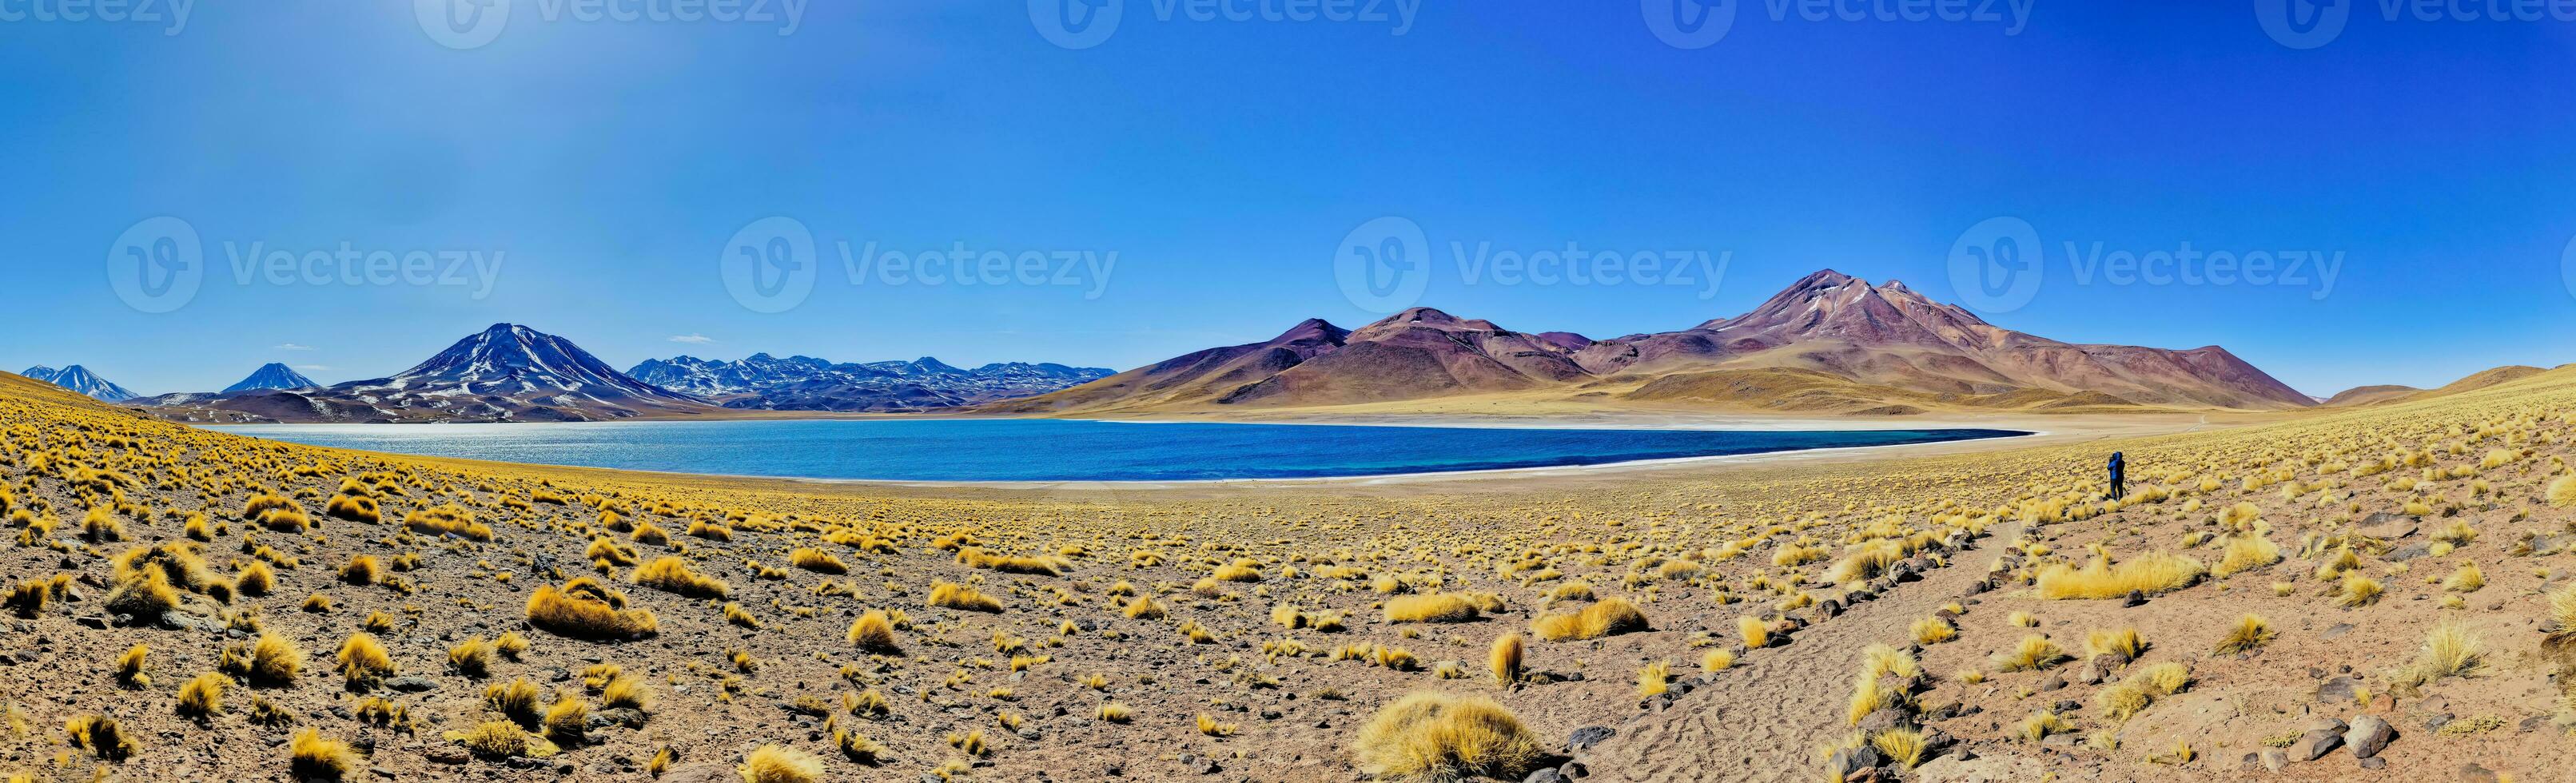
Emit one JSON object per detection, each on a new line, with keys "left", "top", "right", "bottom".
{"left": 2096, "top": 662, "right": 2192, "bottom": 721}
{"left": 1911, "top": 616, "right": 1956, "bottom": 645}
{"left": 176, "top": 671, "right": 226, "bottom": 717}
{"left": 2336, "top": 574, "right": 2384, "bottom": 607}
{"left": 1993, "top": 635, "right": 2068, "bottom": 672}
{"left": 288, "top": 728, "right": 358, "bottom": 780}
{"left": 1488, "top": 633, "right": 1523, "bottom": 686}
{"left": 335, "top": 632, "right": 396, "bottom": 690}
{"left": 485, "top": 677, "right": 543, "bottom": 725}
{"left": 1529, "top": 598, "right": 1647, "bottom": 642}
{"left": 2212, "top": 534, "right": 2281, "bottom": 577}
{"left": 66, "top": 713, "right": 137, "bottom": 761}
{"left": 2214, "top": 614, "right": 2274, "bottom": 654}
{"left": 403, "top": 504, "right": 493, "bottom": 541}
{"left": 448, "top": 637, "right": 494, "bottom": 677}
{"left": 1352, "top": 693, "right": 1546, "bottom": 782}
{"left": 2084, "top": 627, "right": 2145, "bottom": 663}
{"left": 2392, "top": 622, "right": 2483, "bottom": 690}
{"left": 633, "top": 556, "right": 729, "bottom": 598}
{"left": 1212, "top": 559, "right": 1264, "bottom": 582}
{"left": 928, "top": 582, "right": 1003, "bottom": 613}
{"left": 958, "top": 547, "right": 1065, "bottom": 576}
{"left": 526, "top": 578, "right": 659, "bottom": 640}
{"left": 788, "top": 548, "right": 848, "bottom": 574}
{"left": 2550, "top": 475, "right": 2576, "bottom": 507}
{"left": 235, "top": 561, "right": 275, "bottom": 596}
{"left": 2034, "top": 552, "right": 2204, "bottom": 600}
{"left": 221, "top": 633, "right": 306, "bottom": 686}
{"left": 847, "top": 610, "right": 902, "bottom": 653}
{"left": 339, "top": 554, "right": 380, "bottom": 586}
{"left": 1384, "top": 594, "right": 1483, "bottom": 624}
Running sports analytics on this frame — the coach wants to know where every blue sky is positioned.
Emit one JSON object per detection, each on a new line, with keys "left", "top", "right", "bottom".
{"left": 2, "top": 2, "right": 2571, "bottom": 397}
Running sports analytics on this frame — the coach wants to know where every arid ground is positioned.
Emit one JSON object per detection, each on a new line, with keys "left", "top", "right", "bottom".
{"left": 2, "top": 367, "right": 2573, "bottom": 782}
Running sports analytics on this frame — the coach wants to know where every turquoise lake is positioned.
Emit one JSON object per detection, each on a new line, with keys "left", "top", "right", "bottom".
{"left": 205, "top": 419, "right": 2029, "bottom": 483}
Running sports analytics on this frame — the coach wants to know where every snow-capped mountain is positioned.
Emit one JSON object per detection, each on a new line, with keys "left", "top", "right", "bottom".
{"left": 145, "top": 324, "right": 714, "bottom": 423}
{"left": 222, "top": 363, "right": 321, "bottom": 394}
{"left": 374, "top": 324, "right": 696, "bottom": 403}
{"left": 22, "top": 365, "right": 140, "bottom": 403}
{"left": 628, "top": 353, "right": 1113, "bottom": 411}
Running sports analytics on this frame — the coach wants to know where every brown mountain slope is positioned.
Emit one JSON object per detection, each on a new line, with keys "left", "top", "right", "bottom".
{"left": 993, "top": 269, "right": 2311, "bottom": 416}
{"left": 1572, "top": 270, "right": 2311, "bottom": 410}
{"left": 2323, "top": 384, "right": 2423, "bottom": 407}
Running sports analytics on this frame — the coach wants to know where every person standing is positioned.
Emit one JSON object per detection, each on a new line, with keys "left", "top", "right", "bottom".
{"left": 2108, "top": 452, "right": 2126, "bottom": 501}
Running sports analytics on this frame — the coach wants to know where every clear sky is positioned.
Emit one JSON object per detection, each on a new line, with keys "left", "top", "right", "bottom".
{"left": 3, "top": 2, "right": 2571, "bottom": 397}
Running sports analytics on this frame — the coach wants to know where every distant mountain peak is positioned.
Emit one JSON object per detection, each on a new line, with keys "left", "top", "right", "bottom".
{"left": 224, "top": 363, "right": 320, "bottom": 394}
{"left": 384, "top": 324, "right": 695, "bottom": 403}
{"left": 22, "top": 364, "right": 140, "bottom": 403}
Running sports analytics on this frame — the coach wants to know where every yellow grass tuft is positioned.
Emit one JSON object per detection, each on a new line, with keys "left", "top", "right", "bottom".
{"left": 177, "top": 671, "right": 226, "bottom": 717}
{"left": 2337, "top": 574, "right": 2384, "bottom": 607}
{"left": 1488, "top": 632, "right": 1523, "bottom": 686}
{"left": 2212, "top": 534, "right": 2281, "bottom": 577}
{"left": 1352, "top": 693, "right": 1547, "bottom": 782}
{"left": 928, "top": 582, "right": 1003, "bottom": 613}
{"left": 788, "top": 548, "right": 848, "bottom": 574}
{"left": 1529, "top": 598, "right": 1647, "bottom": 642}
{"left": 335, "top": 632, "right": 396, "bottom": 690}
{"left": 847, "top": 610, "right": 902, "bottom": 653}
{"left": 526, "top": 578, "right": 660, "bottom": 640}
{"left": 2215, "top": 614, "right": 2274, "bottom": 654}
{"left": 1384, "top": 594, "right": 1482, "bottom": 624}
{"left": 2034, "top": 552, "right": 2204, "bottom": 600}
{"left": 1993, "top": 635, "right": 2068, "bottom": 672}
{"left": 632, "top": 556, "right": 729, "bottom": 598}
{"left": 289, "top": 728, "right": 357, "bottom": 780}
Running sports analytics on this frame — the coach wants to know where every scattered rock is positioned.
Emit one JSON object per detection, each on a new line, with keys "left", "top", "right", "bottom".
{"left": 1824, "top": 745, "right": 1881, "bottom": 779}
{"left": 386, "top": 676, "right": 440, "bottom": 693}
{"left": 2259, "top": 749, "right": 2287, "bottom": 772}
{"left": 2314, "top": 677, "right": 2356, "bottom": 704}
{"left": 2344, "top": 714, "right": 2394, "bottom": 759}
{"left": 2290, "top": 729, "right": 2342, "bottom": 761}
{"left": 2458, "top": 763, "right": 2500, "bottom": 782}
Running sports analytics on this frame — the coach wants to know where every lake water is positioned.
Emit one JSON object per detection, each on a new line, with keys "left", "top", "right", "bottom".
{"left": 204, "top": 419, "right": 2029, "bottom": 483}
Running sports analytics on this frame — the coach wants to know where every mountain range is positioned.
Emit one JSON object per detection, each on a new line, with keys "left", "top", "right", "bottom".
{"left": 125, "top": 324, "right": 1111, "bottom": 423}
{"left": 627, "top": 355, "right": 1112, "bottom": 412}
{"left": 985, "top": 269, "right": 2317, "bottom": 416}
{"left": 50, "top": 269, "right": 2488, "bottom": 423}
{"left": 21, "top": 365, "right": 139, "bottom": 403}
